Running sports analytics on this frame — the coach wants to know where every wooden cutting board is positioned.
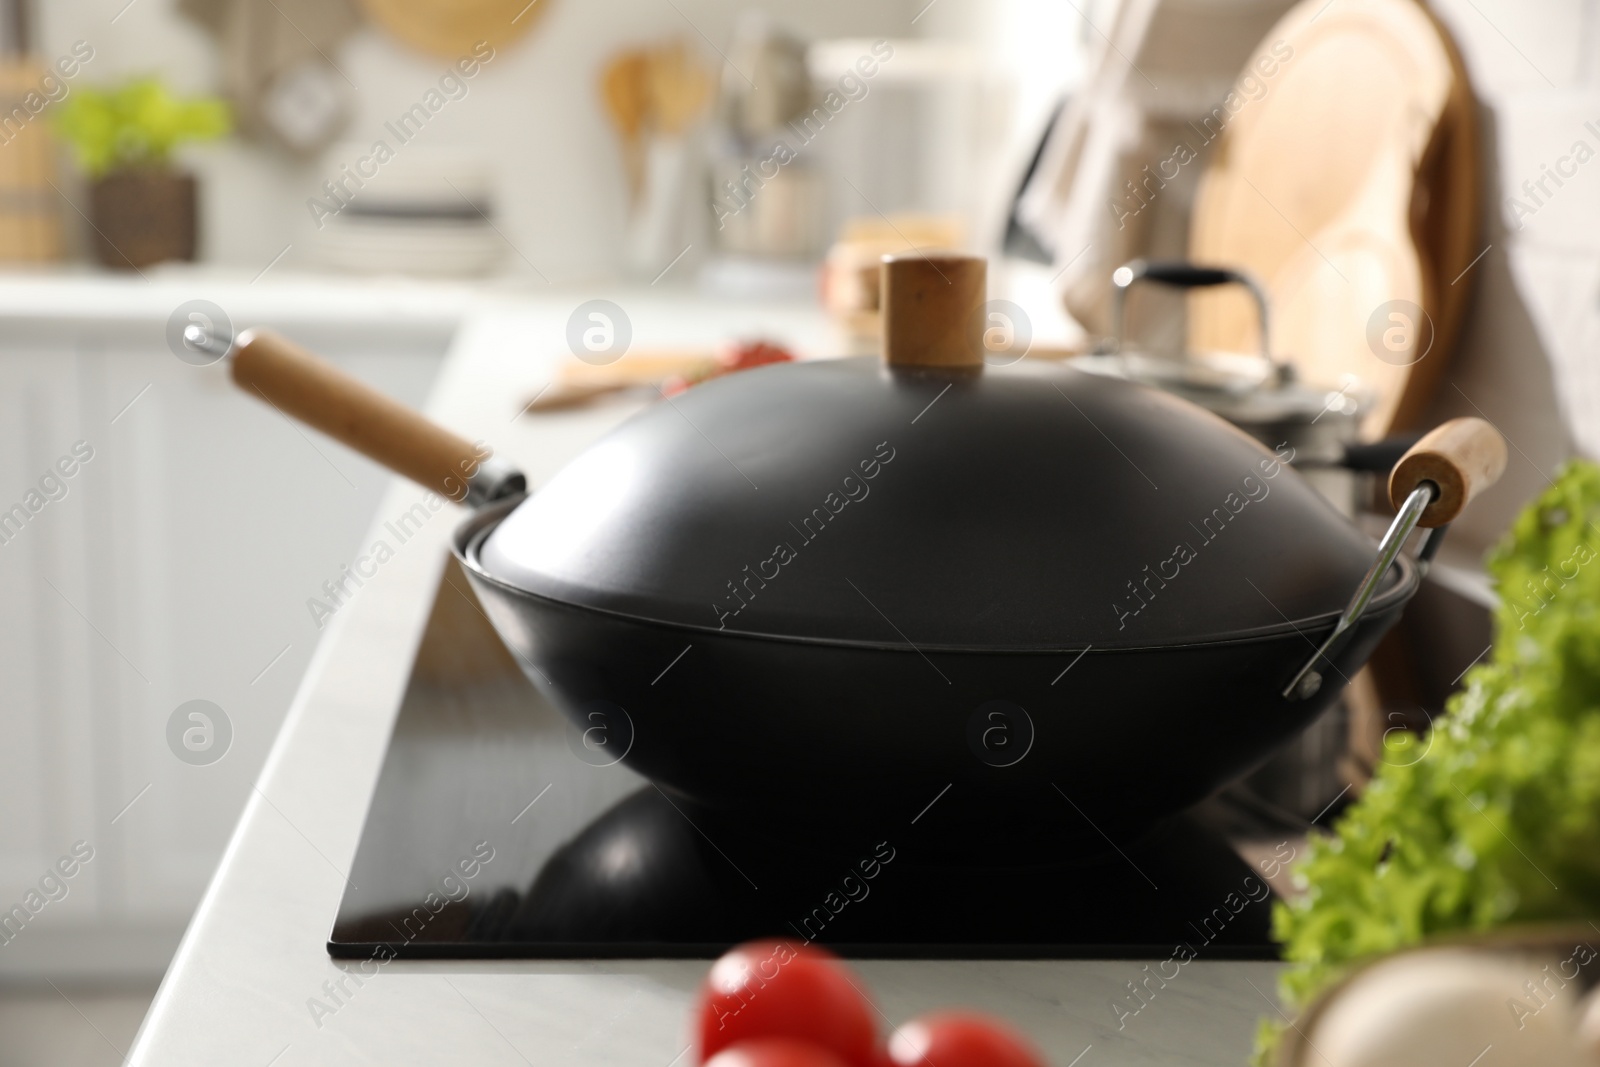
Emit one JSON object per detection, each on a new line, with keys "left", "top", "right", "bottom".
{"left": 358, "top": 0, "right": 551, "bottom": 59}
{"left": 1188, "top": 0, "right": 1479, "bottom": 437}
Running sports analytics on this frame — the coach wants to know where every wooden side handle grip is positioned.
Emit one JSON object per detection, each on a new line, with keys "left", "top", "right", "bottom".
{"left": 1389, "top": 417, "right": 1508, "bottom": 527}
{"left": 231, "top": 327, "right": 487, "bottom": 502}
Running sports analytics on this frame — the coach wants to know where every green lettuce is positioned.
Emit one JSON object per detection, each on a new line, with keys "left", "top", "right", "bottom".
{"left": 1255, "top": 460, "right": 1600, "bottom": 1064}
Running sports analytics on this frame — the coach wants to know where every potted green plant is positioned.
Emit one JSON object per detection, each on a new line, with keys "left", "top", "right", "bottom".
{"left": 53, "top": 79, "right": 230, "bottom": 269}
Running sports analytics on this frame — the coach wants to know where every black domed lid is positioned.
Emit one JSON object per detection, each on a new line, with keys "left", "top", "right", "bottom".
{"left": 477, "top": 354, "right": 1391, "bottom": 650}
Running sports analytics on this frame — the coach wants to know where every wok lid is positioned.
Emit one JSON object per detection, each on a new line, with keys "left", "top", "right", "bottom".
{"left": 477, "top": 255, "right": 1395, "bottom": 651}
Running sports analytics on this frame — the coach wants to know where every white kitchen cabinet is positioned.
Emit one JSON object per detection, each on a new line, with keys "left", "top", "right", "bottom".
{"left": 0, "top": 300, "right": 452, "bottom": 981}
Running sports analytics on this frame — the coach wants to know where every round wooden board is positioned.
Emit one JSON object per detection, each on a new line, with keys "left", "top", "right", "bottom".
{"left": 1188, "top": 0, "right": 1479, "bottom": 437}
{"left": 358, "top": 0, "right": 551, "bottom": 59}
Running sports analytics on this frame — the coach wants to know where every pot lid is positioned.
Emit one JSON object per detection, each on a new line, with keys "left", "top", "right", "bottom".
{"left": 478, "top": 256, "right": 1392, "bottom": 650}
{"left": 1070, "top": 352, "right": 1371, "bottom": 427}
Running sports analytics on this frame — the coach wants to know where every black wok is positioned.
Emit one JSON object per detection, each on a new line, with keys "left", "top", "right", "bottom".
{"left": 223, "top": 254, "right": 1506, "bottom": 850}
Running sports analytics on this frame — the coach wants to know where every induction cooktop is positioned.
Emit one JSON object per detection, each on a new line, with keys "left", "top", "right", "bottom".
{"left": 329, "top": 560, "right": 1288, "bottom": 960}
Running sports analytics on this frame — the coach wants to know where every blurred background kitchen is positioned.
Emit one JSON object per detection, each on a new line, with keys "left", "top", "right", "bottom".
{"left": 0, "top": 0, "right": 1593, "bottom": 1062}
{"left": 0, "top": 0, "right": 1080, "bottom": 280}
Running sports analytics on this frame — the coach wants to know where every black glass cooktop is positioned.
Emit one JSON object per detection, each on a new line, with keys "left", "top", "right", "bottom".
{"left": 329, "top": 561, "right": 1284, "bottom": 960}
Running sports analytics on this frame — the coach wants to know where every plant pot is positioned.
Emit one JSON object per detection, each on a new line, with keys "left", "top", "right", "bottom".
{"left": 88, "top": 169, "right": 197, "bottom": 269}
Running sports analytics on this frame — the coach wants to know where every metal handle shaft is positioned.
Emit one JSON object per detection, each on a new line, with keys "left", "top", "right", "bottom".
{"left": 1282, "top": 483, "right": 1434, "bottom": 700}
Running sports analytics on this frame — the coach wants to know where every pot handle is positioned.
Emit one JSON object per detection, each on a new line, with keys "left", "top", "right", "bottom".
{"left": 1388, "top": 417, "right": 1508, "bottom": 528}
{"left": 1335, "top": 433, "right": 1423, "bottom": 473}
{"left": 1109, "top": 258, "right": 1274, "bottom": 364}
{"left": 229, "top": 327, "right": 524, "bottom": 507}
{"left": 1282, "top": 417, "right": 1507, "bottom": 700}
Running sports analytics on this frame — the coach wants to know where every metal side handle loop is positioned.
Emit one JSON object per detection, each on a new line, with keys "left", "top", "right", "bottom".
{"left": 1282, "top": 418, "right": 1507, "bottom": 702}
{"left": 1282, "top": 482, "right": 1434, "bottom": 701}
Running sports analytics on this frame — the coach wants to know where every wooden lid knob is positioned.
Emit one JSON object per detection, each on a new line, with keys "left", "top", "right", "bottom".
{"left": 1388, "top": 417, "right": 1508, "bottom": 527}
{"left": 881, "top": 253, "right": 986, "bottom": 371}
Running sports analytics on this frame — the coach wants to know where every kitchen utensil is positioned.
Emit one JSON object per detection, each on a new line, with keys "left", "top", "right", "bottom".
{"left": 706, "top": 17, "right": 825, "bottom": 266}
{"left": 1188, "top": 0, "right": 1479, "bottom": 437}
{"left": 601, "top": 50, "right": 651, "bottom": 204}
{"left": 179, "top": 0, "right": 358, "bottom": 156}
{"left": 220, "top": 254, "right": 1503, "bottom": 849}
{"left": 528, "top": 348, "right": 715, "bottom": 412}
{"left": 524, "top": 342, "right": 794, "bottom": 413}
{"left": 715, "top": 15, "right": 811, "bottom": 144}
{"left": 648, "top": 41, "right": 713, "bottom": 136}
{"left": 601, "top": 41, "right": 712, "bottom": 275}
{"left": 624, "top": 126, "right": 699, "bottom": 276}
{"left": 331, "top": 561, "right": 1279, "bottom": 958}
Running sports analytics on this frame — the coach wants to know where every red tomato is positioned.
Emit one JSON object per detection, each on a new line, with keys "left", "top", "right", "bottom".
{"left": 696, "top": 940, "right": 877, "bottom": 1067}
{"left": 662, "top": 340, "right": 795, "bottom": 397}
{"left": 705, "top": 1039, "right": 852, "bottom": 1067}
{"left": 886, "top": 1013, "right": 1047, "bottom": 1067}
{"left": 719, "top": 340, "right": 794, "bottom": 372}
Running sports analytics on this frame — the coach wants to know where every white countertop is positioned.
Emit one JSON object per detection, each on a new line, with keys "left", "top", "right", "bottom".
{"left": 124, "top": 286, "right": 1281, "bottom": 1067}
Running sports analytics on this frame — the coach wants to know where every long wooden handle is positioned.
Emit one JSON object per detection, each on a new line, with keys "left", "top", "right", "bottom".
{"left": 1389, "top": 417, "right": 1507, "bottom": 527}
{"left": 231, "top": 327, "right": 488, "bottom": 502}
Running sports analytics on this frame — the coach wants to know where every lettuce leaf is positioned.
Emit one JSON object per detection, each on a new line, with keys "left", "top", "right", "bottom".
{"left": 1255, "top": 461, "right": 1600, "bottom": 1064}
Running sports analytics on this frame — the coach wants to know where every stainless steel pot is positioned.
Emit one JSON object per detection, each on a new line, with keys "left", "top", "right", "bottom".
{"left": 1079, "top": 258, "right": 1370, "bottom": 512}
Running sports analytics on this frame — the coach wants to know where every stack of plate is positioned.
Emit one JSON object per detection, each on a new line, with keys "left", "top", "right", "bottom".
{"left": 308, "top": 145, "right": 504, "bottom": 277}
